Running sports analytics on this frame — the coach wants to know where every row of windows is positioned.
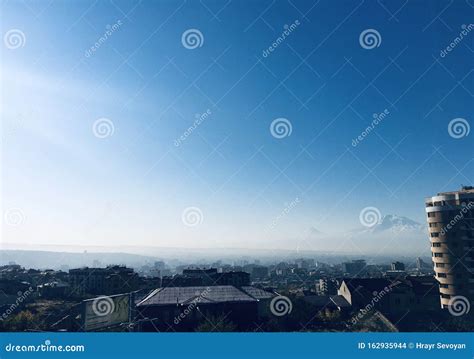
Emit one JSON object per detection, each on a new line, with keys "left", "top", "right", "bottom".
{"left": 436, "top": 272, "right": 473, "bottom": 279}
{"left": 427, "top": 210, "right": 474, "bottom": 218}
{"left": 431, "top": 241, "right": 465, "bottom": 249}
{"left": 440, "top": 285, "right": 467, "bottom": 292}
{"left": 429, "top": 225, "right": 474, "bottom": 233}
{"left": 426, "top": 199, "right": 474, "bottom": 207}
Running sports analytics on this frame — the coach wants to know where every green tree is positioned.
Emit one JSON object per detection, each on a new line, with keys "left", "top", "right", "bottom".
{"left": 195, "top": 315, "right": 237, "bottom": 332}
{"left": 2, "top": 310, "right": 41, "bottom": 331}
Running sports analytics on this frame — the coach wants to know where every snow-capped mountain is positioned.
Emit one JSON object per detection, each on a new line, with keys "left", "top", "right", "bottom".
{"left": 276, "top": 215, "right": 430, "bottom": 255}
{"left": 357, "top": 214, "right": 426, "bottom": 234}
{"left": 341, "top": 214, "right": 429, "bottom": 255}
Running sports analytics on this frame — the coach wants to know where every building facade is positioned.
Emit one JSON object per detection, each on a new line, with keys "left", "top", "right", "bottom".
{"left": 391, "top": 262, "right": 405, "bottom": 271}
{"left": 162, "top": 269, "right": 250, "bottom": 288}
{"left": 342, "top": 260, "right": 366, "bottom": 276}
{"left": 69, "top": 266, "right": 139, "bottom": 296}
{"left": 425, "top": 186, "right": 474, "bottom": 309}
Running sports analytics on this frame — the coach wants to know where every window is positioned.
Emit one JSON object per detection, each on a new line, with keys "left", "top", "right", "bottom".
{"left": 440, "top": 284, "right": 449, "bottom": 288}
{"left": 437, "top": 273, "right": 447, "bottom": 278}
{"left": 432, "top": 242, "right": 441, "bottom": 247}
{"left": 431, "top": 232, "right": 439, "bottom": 238}
{"left": 434, "top": 253, "right": 443, "bottom": 257}
{"left": 441, "top": 294, "right": 451, "bottom": 299}
{"left": 429, "top": 223, "right": 437, "bottom": 227}
{"left": 436, "top": 263, "right": 445, "bottom": 268}
{"left": 428, "top": 212, "right": 436, "bottom": 218}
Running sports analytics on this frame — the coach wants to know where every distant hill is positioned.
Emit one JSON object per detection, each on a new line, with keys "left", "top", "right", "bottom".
{"left": 0, "top": 250, "right": 159, "bottom": 270}
{"left": 351, "top": 214, "right": 425, "bottom": 235}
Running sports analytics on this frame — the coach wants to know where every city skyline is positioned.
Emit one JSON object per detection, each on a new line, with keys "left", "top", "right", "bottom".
{"left": 2, "top": 1, "right": 473, "bottom": 254}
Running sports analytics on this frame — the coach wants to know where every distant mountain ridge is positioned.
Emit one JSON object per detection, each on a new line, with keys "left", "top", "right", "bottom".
{"left": 355, "top": 214, "right": 425, "bottom": 234}
{"left": 299, "top": 214, "right": 430, "bottom": 255}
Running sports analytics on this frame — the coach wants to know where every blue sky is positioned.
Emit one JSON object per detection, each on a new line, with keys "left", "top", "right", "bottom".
{"left": 1, "top": 0, "right": 473, "bottom": 251}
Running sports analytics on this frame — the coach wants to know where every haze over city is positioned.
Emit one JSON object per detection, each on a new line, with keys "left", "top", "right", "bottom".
{"left": 2, "top": 1, "right": 473, "bottom": 256}
{"left": 1, "top": 0, "right": 473, "bottom": 348}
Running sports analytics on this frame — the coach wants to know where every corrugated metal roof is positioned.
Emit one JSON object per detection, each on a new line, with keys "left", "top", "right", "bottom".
{"left": 240, "top": 286, "right": 275, "bottom": 300}
{"left": 136, "top": 286, "right": 257, "bottom": 307}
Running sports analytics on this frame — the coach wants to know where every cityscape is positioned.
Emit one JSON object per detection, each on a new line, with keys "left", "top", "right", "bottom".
{"left": 0, "top": 186, "right": 473, "bottom": 332}
{"left": 1, "top": 0, "right": 473, "bottom": 340}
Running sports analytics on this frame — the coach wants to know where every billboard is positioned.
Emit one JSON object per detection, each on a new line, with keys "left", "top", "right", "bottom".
{"left": 83, "top": 293, "right": 130, "bottom": 331}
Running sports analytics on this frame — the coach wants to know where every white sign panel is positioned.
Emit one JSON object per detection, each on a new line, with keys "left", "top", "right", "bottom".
{"left": 83, "top": 293, "right": 130, "bottom": 331}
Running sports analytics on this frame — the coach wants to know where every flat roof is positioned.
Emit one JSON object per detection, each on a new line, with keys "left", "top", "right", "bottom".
{"left": 136, "top": 285, "right": 257, "bottom": 306}
{"left": 240, "top": 286, "right": 275, "bottom": 300}
{"left": 437, "top": 186, "right": 474, "bottom": 195}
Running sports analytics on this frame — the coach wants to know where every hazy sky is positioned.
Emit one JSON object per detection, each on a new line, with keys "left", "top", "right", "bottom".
{"left": 1, "top": 0, "right": 473, "bottom": 251}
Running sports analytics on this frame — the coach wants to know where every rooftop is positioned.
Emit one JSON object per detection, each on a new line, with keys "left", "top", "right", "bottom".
{"left": 437, "top": 185, "right": 474, "bottom": 195}
{"left": 343, "top": 278, "right": 399, "bottom": 294}
{"left": 136, "top": 285, "right": 268, "bottom": 307}
{"left": 240, "top": 286, "right": 275, "bottom": 300}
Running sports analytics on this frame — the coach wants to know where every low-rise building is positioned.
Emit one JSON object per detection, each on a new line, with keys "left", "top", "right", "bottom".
{"left": 161, "top": 269, "right": 250, "bottom": 288}
{"left": 338, "top": 276, "right": 440, "bottom": 317}
{"left": 136, "top": 285, "right": 275, "bottom": 331}
{"left": 342, "top": 260, "right": 366, "bottom": 276}
{"left": 69, "top": 266, "right": 139, "bottom": 297}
